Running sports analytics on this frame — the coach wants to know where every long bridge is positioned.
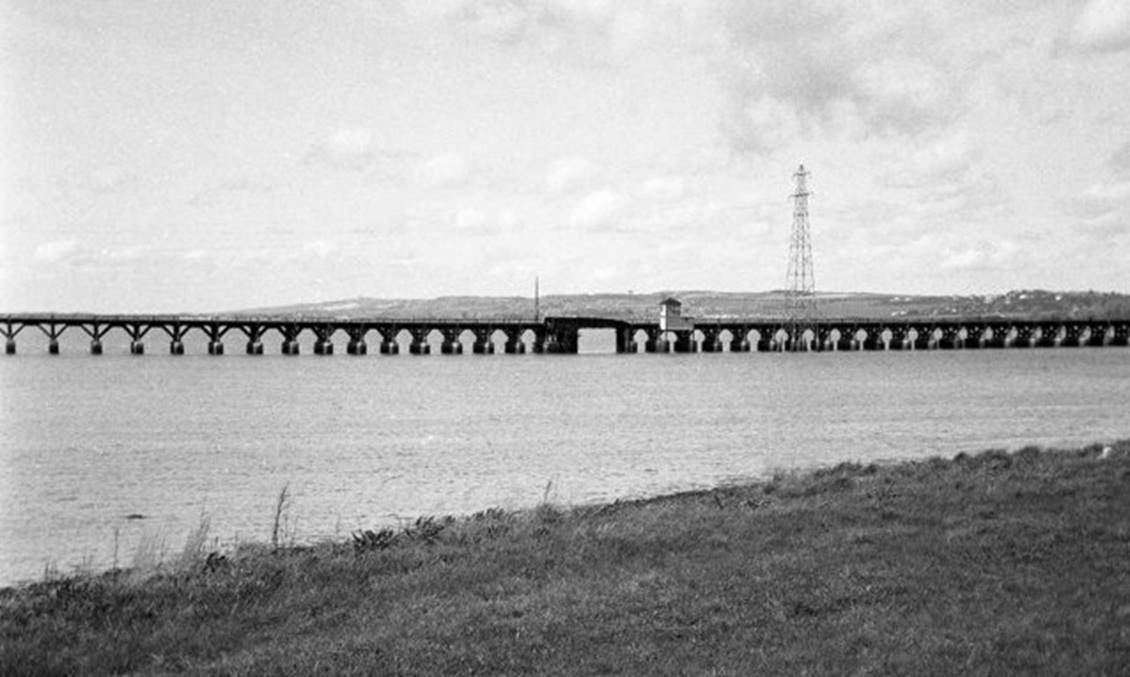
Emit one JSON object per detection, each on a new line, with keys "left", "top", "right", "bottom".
{"left": 2, "top": 313, "right": 1129, "bottom": 355}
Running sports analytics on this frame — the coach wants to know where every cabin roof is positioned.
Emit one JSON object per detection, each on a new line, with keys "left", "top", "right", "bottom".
{"left": 660, "top": 297, "right": 682, "bottom": 307}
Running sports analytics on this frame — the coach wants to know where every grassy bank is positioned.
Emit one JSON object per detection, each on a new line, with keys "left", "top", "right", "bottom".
{"left": 3, "top": 442, "right": 1128, "bottom": 675}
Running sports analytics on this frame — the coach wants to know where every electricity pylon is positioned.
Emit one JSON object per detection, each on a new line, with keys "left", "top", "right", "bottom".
{"left": 785, "top": 164, "right": 816, "bottom": 350}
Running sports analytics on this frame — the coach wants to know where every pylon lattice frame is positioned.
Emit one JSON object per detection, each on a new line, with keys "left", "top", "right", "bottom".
{"left": 785, "top": 164, "right": 816, "bottom": 325}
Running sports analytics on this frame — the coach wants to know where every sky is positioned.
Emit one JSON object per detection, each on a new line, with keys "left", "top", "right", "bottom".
{"left": 1, "top": 0, "right": 1129, "bottom": 313}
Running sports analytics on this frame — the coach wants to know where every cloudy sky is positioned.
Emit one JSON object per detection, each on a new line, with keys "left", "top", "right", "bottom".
{"left": 2, "top": 0, "right": 1128, "bottom": 313}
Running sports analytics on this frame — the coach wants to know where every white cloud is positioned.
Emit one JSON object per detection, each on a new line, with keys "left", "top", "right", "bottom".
{"left": 1072, "top": 180, "right": 1130, "bottom": 221}
{"left": 33, "top": 240, "right": 82, "bottom": 264}
{"left": 415, "top": 153, "right": 472, "bottom": 188}
{"left": 305, "top": 127, "right": 376, "bottom": 170}
{"left": 453, "top": 207, "right": 486, "bottom": 231}
{"left": 546, "top": 156, "right": 598, "bottom": 195}
{"left": 1111, "top": 141, "right": 1130, "bottom": 174}
{"left": 569, "top": 189, "right": 622, "bottom": 229}
{"left": 715, "top": 2, "right": 970, "bottom": 152}
{"left": 301, "top": 240, "right": 337, "bottom": 259}
{"left": 638, "top": 176, "right": 687, "bottom": 203}
{"left": 1065, "top": 0, "right": 1130, "bottom": 53}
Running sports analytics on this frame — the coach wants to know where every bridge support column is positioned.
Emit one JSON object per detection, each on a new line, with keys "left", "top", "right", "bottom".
{"left": 246, "top": 340, "right": 263, "bottom": 355}
{"left": 472, "top": 331, "right": 494, "bottom": 355}
{"left": 504, "top": 331, "right": 526, "bottom": 354}
{"left": 90, "top": 340, "right": 102, "bottom": 355}
{"left": 699, "top": 330, "right": 722, "bottom": 353}
{"left": 1086, "top": 326, "right": 1110, "bottom": 347}
{"left": 380, "top": 338, "right": 400, "bottom": 355}
{"left": 5, "top": 339, "right": 15, "bottom": 355}
{"left": 643, "top": 329, "right": 666, "bottom": 353}
{"left": 170, "top": 341, "right": 185, "bottom": 355}
{"left": 911, "top": 329, "right": 935, "bottom": 350}
{"left": 130, "top": 341, "right": 145, "bottom": 355}
{"left": 282, "top": 340, "right": 300, "bottom": 355}
{"left": 863, "top": 329, "right": 886, "bottom": 351}
{"left": 730, "top": 334, "right": 750, "bottom": 352}
{"left": 1035, "top": 327, "right": 1058, "bottom": 348}
{"left": 409, "top": 330, "right": 430, "bottom": 355}
{"left": 756, "top": 335, "right": 777, "bottom": 352}
{"left": 347, "top": 339, "right": 367, "bottom": 355}
{"left": 615, "top": 328, "right": 637, "bottom": 354}
{"left": 208, "top": 341, "right": 224, "bottom": 355}
{"left": 1112, "top": 325, "right": 1129, "bottom": 346}
{"left": 314, "top": 339, "right": 334, "bottom": 355}
{"left": 441, "top": 330, "right": 463, "bottom": 355}
{"left": 672, "top": 331, "right": 697, "bottom": 353}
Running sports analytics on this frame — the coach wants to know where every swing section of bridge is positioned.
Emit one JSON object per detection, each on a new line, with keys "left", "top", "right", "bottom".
{"left": 2, "top": 313, "right": 1129, "bottom": 355}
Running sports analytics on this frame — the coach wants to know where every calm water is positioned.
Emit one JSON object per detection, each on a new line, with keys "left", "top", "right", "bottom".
{"left": 2, "top": 337, "right": 1128, "bottom": 587}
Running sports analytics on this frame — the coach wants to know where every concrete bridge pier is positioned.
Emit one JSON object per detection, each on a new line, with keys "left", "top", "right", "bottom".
{"left": 1013, "top": 326, "right": 1035, "bottom": 348}
{"left": 203, "top": 325, "right": 228, "bottom": 356}
{"left": 441, "top": 329, "right": 463, "bottom": 355}
{"left": 472, "top": 329, "right": 494, "bottom": 354}
{"left": 409, "top": 329, "right": 430, "bottom": 355}
{"left": 239, "top": 324, "right": 265, "bottom": 355}
{"left": 887, "top": 327, "right": 911, "bottom": 350}
{"left": 503, "top": 330, "right": 526, "bottom": 354}
{"left": 615, "top": 328, "right": 637, "bottom": 354}
{"left": 376, "top": 329, "right": 398, "bottom": 355}
{"left": 345, "top": 329, "right": 368, "bottom": 355}
{"left": 910, "top": 327, "right": 933, "bottom": 350}
{"left": 279, "top": 326, "right": 302, "bottom": 355}
{"left": 984, "top": 328, "right": 1005, "bottom": 349}
{"left": 938, "top": 327, "right": 963, "bottom": 350}
{"left": 311, "top": 327, "right": 335, "bottom": 355}
{"left": 1034, "top": 326, "right": 1059, "bottom": 348}
{"left": 160, "top": 324, "right": 189, "bottom": 355}
{"left": 863, "top": 328, "right": 886, "bottom": 351}
{"left": 130, "top": 341, "right": 145, "bottom": 355}
{"left": 756, "top": 332, "right": 778, "bottom": 352}
{"left": 33, "top": 323, "right": 66, "bottom": 355}
{"left": 962, "top": 326, "right": 987, "bottom": 349}
{"left": 1086, "top": 325, "right": 1110, "bottom": 347}
{"left": 1112, "top": 325, "right": 1129, "bottom": 346}
{"left": 6, "top": 338, "right": 16, "bottom": 354}
{"left": 730, "top": 330, "right": 751, "bottom": 352}
{"left": 673, "top": 331, "right": 696, "bottom": 353}
{"left": 643, "top": 328, "right": 666, "bottom": 353}
{"left": 78, "top": 323, "right": 110, "bottom": 356}
{"left": 699, "top": 329, "right": 723, "bottom": 353}
{"left": 1062, "top": 325, "right": 1085, "bottom": 348}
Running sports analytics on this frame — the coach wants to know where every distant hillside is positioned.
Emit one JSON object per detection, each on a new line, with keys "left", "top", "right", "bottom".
{"left": 234, "top": 289, "right": 1130, "bottom": 321}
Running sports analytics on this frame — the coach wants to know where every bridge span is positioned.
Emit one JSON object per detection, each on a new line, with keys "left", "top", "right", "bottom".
{"left": 1, "top": 313, "right": 1128, "bottom": 356}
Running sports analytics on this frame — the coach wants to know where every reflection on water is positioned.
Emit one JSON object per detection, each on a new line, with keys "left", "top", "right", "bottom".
{"left": 1, "top": 344, "right": 1128, "bottom": 586}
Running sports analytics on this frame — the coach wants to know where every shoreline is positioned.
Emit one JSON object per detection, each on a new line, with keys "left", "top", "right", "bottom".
{"left": 3, "top": 440, "right": 1128, "bottom": 674}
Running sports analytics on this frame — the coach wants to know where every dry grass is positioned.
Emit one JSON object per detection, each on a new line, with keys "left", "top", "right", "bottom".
{"left": 2, "top": 441, "right": 1128, "bottom": 675}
